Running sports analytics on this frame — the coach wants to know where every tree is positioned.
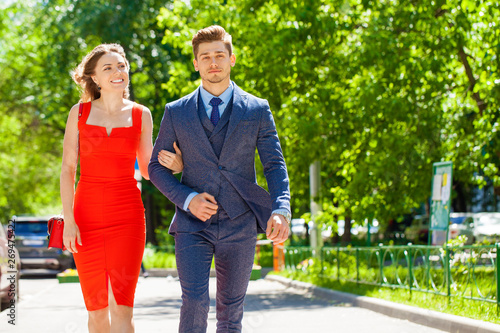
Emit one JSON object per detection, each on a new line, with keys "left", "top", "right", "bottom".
{"left": 156, "top": 0, "right": 499, "bottom": 242}
{"left": 437, "top": 0, "right": 500, "bottom": 205}
{"left": 0, "top": 1, "right": 64, "bottom": 220}
{"left": 0, "top": 0, "right": 184, "bottom": 244}
{"left": 2, "top": 0, "right": 497, "bottom": 245}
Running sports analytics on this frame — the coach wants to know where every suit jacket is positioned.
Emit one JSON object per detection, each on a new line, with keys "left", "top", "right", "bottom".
{"left": 148, "top": 82, "right": 290, "bottom": 234}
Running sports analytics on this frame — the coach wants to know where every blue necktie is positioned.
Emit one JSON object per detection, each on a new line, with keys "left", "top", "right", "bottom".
{"left": 209, "top": 97, "right": 223, "bottom": 127}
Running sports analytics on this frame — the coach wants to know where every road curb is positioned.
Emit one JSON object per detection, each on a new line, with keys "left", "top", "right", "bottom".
{"left": 265, "top": 275, "right": 500, "bottom": 333}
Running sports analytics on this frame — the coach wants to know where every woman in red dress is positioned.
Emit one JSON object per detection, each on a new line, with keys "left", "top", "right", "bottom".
{"left": 60, "top": 44, "right": 181, "bottom": 332}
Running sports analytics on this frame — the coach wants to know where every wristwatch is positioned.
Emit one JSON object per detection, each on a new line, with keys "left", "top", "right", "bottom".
{"left": 272, "top": 209, "right": 292, "bottom": 225}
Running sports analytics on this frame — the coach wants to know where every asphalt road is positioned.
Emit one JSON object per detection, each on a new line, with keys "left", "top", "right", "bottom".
{"left": 0, "top": 275, "right": 448, "bottom": 333}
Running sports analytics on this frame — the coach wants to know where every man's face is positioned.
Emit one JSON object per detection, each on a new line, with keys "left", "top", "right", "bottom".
{"left": 193, "top": 41, "right": 236, "bottom": 85}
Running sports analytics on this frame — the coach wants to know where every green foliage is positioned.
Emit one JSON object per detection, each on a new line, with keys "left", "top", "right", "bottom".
{"left": 282, "top": 243, "right": 499, "bottom": 323}
{"left": 144, "top": 243, "right": 272, "bottom": 268}
{"left": 1, "top": 0, "right": 498, "bottom": 245}
{"left": 142, "top": 246, "right": 177, "bottom": 269}
{"left": 0, "top": 0, "right": 183, "bottom": 241}
{"left": 446, "top": 235, "right": 469, "bottom": 247}
{"left": 288, "top": 244, "right": 497, "bottom": 303}
{"left": 255, "top": 243, "right": 274, "bottom": 267}
{"left": 0, "top": 1, "right": 68, "bottom": 221}
{"left": 156, "top": 0, "right": 500, "bottom": 239}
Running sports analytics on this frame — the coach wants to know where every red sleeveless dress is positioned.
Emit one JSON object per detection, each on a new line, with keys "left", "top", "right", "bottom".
{"left": 73, "top": 102, "right": 146, "bottom": 311}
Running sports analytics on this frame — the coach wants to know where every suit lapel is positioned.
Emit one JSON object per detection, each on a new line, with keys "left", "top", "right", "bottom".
{"left": 224, "top": 83, "right": 248, "bottom": 143}
{"left": 183, "top": 87, "right": 218, "bottom": 160}
{"left": 218, "top": 83, "right": 249, "bottom": 161}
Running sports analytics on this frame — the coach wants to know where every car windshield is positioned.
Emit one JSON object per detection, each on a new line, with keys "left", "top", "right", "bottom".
{"left": 15, "top": 222, "right": 47, "bottom": 236}
{"left": 450, "top": 217, "right": 466, "bottom": 224}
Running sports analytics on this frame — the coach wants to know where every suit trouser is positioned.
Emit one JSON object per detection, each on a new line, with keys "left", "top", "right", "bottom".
{"left": 175, "top": 209, "right": 257, "bottom": 333}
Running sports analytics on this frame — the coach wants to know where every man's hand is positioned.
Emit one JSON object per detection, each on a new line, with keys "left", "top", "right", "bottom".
{"left": 266, "top": 214, "right": 290, "bottom": 243}
{"left": 188, "top": 192, "right": 218, "bottom": 222}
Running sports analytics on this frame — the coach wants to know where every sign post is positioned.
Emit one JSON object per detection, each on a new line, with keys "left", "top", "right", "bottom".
{"left": 429, "top": 161, "right": 453, "bottom": 245}
{"left": 309, "top": 161, "right": 323, "bottom": 255}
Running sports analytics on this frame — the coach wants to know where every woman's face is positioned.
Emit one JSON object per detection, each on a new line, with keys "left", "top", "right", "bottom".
{"left": 91, "top": 52, "right": 129, "bottom": 94}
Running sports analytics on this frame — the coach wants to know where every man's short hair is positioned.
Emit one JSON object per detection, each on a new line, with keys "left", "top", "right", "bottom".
{"left": 192, "top": 25, "right": 233, "bottom": 59}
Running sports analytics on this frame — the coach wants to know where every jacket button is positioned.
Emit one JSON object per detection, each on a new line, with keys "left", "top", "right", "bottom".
{"left": 218, "top": 166, "right": 223, "bottom": 170}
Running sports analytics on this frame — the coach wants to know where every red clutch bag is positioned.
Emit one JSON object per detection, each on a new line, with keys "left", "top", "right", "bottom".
{"left": 47, "top": 216, "right": 66, "bottom": 250}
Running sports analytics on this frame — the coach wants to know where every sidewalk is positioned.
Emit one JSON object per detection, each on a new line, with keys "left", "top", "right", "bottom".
{"left": 0, "top": 274, "right": 483, "bottom": 333}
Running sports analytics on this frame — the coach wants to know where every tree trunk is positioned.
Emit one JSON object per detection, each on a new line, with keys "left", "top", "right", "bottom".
{"left": 458, "top": 47, "right": 487, "bottom": 116}
{"left": 341, "top": 216, "right": 352, "bottom": 245}
{"left": 452, "top": 180, "right": 468, "bottom": 212}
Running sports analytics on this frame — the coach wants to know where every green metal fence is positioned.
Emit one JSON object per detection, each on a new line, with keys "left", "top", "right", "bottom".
{"left": 284, "top": 244, "right": 498, "bottom": 306}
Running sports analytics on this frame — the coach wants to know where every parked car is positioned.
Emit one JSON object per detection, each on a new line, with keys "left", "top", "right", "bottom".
{"left": 404, "top": 215, "right": 429, "bottom": 244}
{"left": 1, "top": 219, "right": 21, "bottom": 311}
{"left": 321, "top": 224, "right": 335, "bottom": 241}
{"left": 356, "top": 219, "right": 381, "bottom": 241}
{"left": 336, "top": 220, "right": 359, "bottom": 237}
{"left": 449, "top": 213, "right": 475, "bottom": 244}
{"left": 290, "top": 218, "right": 307, "bottom": 238}
{"left": 305, "top": 220, "right": 338, "bottom": 241}
{"left": 473, "top": 212, "right": 500, "bottom": 243}
{"left": 384, "top": 215, "right": 414, "bottom": 245}
{"left": 11, "top": 216, "right": 73, "bottom": 274}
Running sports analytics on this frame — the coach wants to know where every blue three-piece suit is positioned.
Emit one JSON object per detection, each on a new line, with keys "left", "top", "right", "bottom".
{"left": 149, "top": 82, "right": 290, "bottom": 332}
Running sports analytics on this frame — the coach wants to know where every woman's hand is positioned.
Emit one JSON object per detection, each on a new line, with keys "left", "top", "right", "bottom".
{"left": 63, "top": 218, "right": 82, "bottom": 253}
{"left": 158, "top": 142, "right": 184, "bottom": 174}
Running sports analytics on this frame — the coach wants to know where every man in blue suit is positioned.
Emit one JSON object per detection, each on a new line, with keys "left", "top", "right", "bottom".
{"left": 149, "top": 25, "right": 291, "bottom": 332}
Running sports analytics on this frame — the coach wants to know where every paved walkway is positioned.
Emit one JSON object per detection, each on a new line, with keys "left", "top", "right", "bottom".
{"left": 0, "top": 275, "right": 451, "bottom": 333}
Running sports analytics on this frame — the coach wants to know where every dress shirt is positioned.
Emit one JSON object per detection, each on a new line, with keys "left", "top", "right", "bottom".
{"left": 200, "top": 82, "right": 234, "bottom": 119}
{"left": 182, "top": 83, "right": 234, "bottom": 211}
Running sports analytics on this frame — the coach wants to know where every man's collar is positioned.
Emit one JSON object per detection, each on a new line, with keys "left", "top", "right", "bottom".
{"left": 200, "top": 82, "right": 234, "bottom": 106}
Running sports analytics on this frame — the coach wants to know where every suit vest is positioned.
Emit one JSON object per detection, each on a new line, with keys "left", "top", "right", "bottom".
{"left": 197, "top": 94, "right": 233, "bottom": 158}
{"left": 196, "top": 95, "right": 252, "bottom": 220}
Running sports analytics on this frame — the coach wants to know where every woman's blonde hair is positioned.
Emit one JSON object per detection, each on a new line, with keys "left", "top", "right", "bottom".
{"left": 72, "top": 43, "right": 130, "bottom": 102}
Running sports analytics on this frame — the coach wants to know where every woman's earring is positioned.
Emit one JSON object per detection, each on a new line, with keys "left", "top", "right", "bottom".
{"left": 97, "top": 85, "right": 101, "bottom": 91}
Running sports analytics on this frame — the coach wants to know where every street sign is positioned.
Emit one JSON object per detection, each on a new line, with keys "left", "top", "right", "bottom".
{"left": 429, "top": 161, "right": 453, "bottom": 244}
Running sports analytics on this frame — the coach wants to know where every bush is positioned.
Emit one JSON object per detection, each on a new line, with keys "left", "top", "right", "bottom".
{"left": 142, "top": 245, "right": 176, "bottom": 269}
{"left": 255, "top": 243, "right": 273, "bottom": 267}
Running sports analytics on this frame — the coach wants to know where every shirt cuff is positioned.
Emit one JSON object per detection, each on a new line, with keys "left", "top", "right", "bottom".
{"left": 183, "top": 192, "right": 199, "bottom": 211}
